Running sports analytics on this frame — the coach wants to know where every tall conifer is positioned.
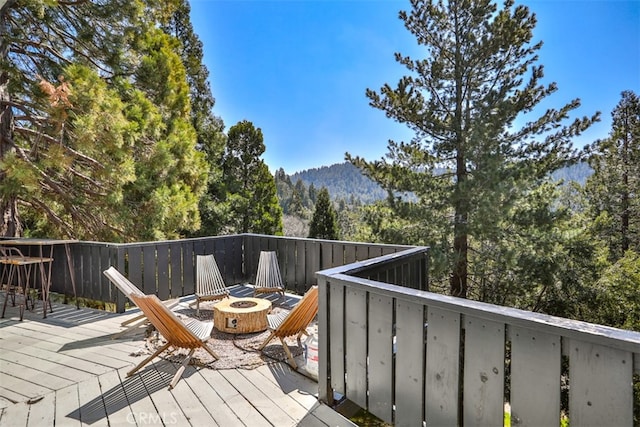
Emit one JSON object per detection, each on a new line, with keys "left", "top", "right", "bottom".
{"left": 349, "top": 0, "right": 598, "bottom": 297}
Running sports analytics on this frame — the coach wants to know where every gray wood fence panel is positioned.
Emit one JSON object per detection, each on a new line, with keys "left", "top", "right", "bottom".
{"left": 99, "top": 245, "right": 111, "bottom": 302}
{"left": 329, "top": 283, "right": 345, "bottom": 394}
{"left": 345, "top": 287, "right": 367, "bottom": 409}
{"left": 330, "top": 243, "right": 343, "bottom": 267}
{"left": 344, "top": 244, "right": 356, "bottom": 265}
{"left": 569, "top": 340, "right": 633, "bottom": 426}
{"left": 321, "top": 243, "right": 334, "bottom": 270}
{"left": 369, "top": 246, "right": 383, "bottom": 258}
{"left": 306, "top": 242, "right": 319, "bottom": 288}
{"left": 285, "top": 240, "right": 296, "bottom": 291}
{"left": 295, "top": 240, "right": 307, "bottom": 293}
{"left": 229, "top": 236, "right": 244, "bottom": 284}
{"left": 243, "top": 235, "right": 258, "bottom": 278}
{"left": 88, "top": 244, "right": 101, "bottom": 300}
{"left": 425, "top": 306, "right": 460, "bottom": 426}
{"left": 368, "top": 294, "right": 394, "bottom": 423}
{"left": 463, "top": 317, "right": 504, "bottom": 427}
{"left": 193, "top": 239, "right": 205, "bottom": 256}
{"left": 127, "top": 247, "right": 143, "bottom": 292}
{"left": 182, "top": 243, "right": 195, "bottom": 295}
{"left": 114, "top": 247, "right": 127, "bottom": 312}
{"left": 510, "top": 326, "right": 560, "bottom": 426}
{"left": 203, "top": 238, "right": 215, "bottom": 255}
{"left": 395, "top": 299, "right": 425, "bottom": 427}
{"left": 355, "top": 245, "right": 369, "bottom": 262}
{"left": 169, "top": 242, "right": 183, "bottom": 296}
{"left": 156, "top": 244, "right": 170, "bottom": 300}
{"left": 142, "top": 245, "right": 156, "bottom": 295}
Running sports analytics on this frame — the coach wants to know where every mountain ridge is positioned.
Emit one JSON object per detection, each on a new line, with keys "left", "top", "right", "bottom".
{"left": 287, "top": 161, "right": 592, "bottom": 204}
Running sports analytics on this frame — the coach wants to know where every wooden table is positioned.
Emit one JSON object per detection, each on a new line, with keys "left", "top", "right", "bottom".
{"left": 213, "top": 297, "right": 272, "bottom": 334}
{"left": 0, "top": 239, "right": 78, "bottom": 318}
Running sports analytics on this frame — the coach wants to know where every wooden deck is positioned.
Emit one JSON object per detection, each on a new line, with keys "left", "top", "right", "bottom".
{"left": 0, "top": 286, "right": 355, "bottom": 426}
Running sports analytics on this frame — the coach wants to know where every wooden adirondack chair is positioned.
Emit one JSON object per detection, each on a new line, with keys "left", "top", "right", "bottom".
{"left": 128, "top": 293, "right": 219, "bottom": 390}
{"left": 258, "top": 286, "right": 318, "bottom": 369}
{"left": 192, "top": 254, "right": 229, "bottom": 315}
{"left": 253, "top": 251, "right": 285, "bottom": 298}
{"left": 103, "top": 266, "right": 179, "bottom": 339}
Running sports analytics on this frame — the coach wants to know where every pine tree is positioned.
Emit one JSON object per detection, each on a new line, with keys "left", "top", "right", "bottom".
{"left": 348, "top": 0, "right": 597, "bottom": 298}
{"left": 220, "top": 120, "right": 282, "bottom": 235}
{"left": 309, "top": 187, "right": 339, "bottom": 240}
{"left": 161, "top": 0, "right": 227, "bottom": 237}
{"left": 0, "top": 1, "right": 208, "bottom": 241}
{"left": 585, "top": 90, "right": 640, "bottom": 260}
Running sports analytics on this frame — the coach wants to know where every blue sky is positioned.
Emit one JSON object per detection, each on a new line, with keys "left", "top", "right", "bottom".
{"left": 190, "top": 0, "right": 639, "bottom": 174}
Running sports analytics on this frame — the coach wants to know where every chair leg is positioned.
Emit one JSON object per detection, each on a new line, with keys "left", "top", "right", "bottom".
{"left": 258, "top": 331, "right": 276, "bottom": 351}
{"left": 200, "top": 343, "right": 220, "bottom": 361}
{"left": 279, "top": 337, "right": 298, "bottom": 370}
{"left": 196, "top": 298, "right": 200, "bottom": 316}
{"left": 169, "top": 348, "right": 195, "bottom": 390}
{"left": 127, "top": 342, "right": 171, "bottom": 377}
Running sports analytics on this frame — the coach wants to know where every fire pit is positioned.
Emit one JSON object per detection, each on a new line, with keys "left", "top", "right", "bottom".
{"left": 213, "top": 297, "right": 272, "bottom": 334}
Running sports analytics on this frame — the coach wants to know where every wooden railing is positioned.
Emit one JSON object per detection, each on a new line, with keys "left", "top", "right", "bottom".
{"left": 316, "top": 249, "right": 640, "bottom": 427}
{"left": 9, "top": 234, "right": 412, "bottom": 312}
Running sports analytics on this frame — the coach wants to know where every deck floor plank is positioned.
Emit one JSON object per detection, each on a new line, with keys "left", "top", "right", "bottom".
{"left": 220, "top": 368, "right": 297, "bottom": 426}
{"left": 239, "top": 365, "right": 315, "bottom": 422}
{"left": 0, "top": 372, "right": 53, "bottom": 401}
{"left": 120, "top": 368, "right": 165, "bottom": 427}
{"left": 138, "top": 364, "right": 193, "bottom": 427}
{"left": 0, "top": 401, "right": 30, "bottom": 427}
{"left": 0, "top": 386, "right": 27, "bottom": 408}
{"left": 0, "top": 348, "right": 96, "bottom": 384}
{"left": 25, "top": 391, "right": 55, "bottom": 426}
{"left": 202, "top": 369, "right": 271, "bottom": 427}
{"left": 76, "top": 375, "right": 109, "bottom": 426}
{"left": 0, "top": 359, "right": 75, "bottom": 391}
{"left": 54, "top": 384, "right": 82, "bottom": 427}
{"left": 225, "top": 367, "right": 302, "bottom": 426}
{"left": 0, "top": 297, "right": 352, "bottom": 427}
{"left": 154, "top": 363, "right": 222, "bottom": 426}
{"left": 256, "top": 363, "right": 319, "bottom": 408}
{"left": 96, "top": 368, "right": 136, "bottom": 427}
{"left": 0, "top": 333, "right": 122, "bottom": 377}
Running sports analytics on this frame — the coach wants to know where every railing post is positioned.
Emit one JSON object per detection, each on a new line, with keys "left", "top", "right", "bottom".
{"left": 317, "top": 276, "right": 334, "bottom": 406}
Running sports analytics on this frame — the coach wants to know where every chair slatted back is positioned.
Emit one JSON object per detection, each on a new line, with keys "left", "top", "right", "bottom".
{"left": 196, "top": 255, "right": 228, "bottom": 297}
{"left": 104, "top": 266, "right": 143, "bottom": 298}
{"left": 274, "top": 286, "right": 318, "bottom": 339}
{"left": 130, "top": 293, "right": 203, "bottom": 349}
{"left": 255, "top": 251, "right": 284, "bottom": 291}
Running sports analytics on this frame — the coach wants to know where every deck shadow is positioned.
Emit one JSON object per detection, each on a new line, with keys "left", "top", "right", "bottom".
{"left": 65, "top": 361, "right": 189, "bottom": 424}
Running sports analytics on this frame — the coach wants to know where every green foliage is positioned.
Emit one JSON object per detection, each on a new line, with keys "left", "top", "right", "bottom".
{"left": 348, "top": 0, "right": 597, "bottom": 299}
{"left": 218, "top": 120, "right": 282, "bottom": 235}
{"left": 589, "top": 250, "right": 640, "bottom": 331}
{"left": 0, "top": 0, "right": 208, "bottom": 241}
{"left": 585, "top": 90, "right": 640, "bottom": 260}
{"left": 308, "top": 187, "right": 339, "bottom": 240}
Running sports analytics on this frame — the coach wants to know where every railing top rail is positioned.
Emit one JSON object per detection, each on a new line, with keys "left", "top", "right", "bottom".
{"left": 242, "top": 233, "right": 416, "bottom": 249}
{"left": 63, "top": 235, "right": 242, "bottom": 248}
{"left": 316, "top": 246, "right": 429, "bottom": 277}
{"left": 317, "top": 271, "right": 640, "bottom": 355}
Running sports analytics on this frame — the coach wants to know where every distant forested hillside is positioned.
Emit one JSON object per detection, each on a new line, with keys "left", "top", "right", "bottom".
{"left": 291, "top": 162, "right": 386, "bottom": 203}
{"left": 551, "top": 162, "right": 593, "bottom": 183}
{"left": 289, "top": 161, "right": 592, "bottom": 204}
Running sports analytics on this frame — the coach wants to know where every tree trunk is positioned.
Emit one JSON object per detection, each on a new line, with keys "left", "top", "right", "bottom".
{"left": 0, "top": 1, "right": 23, "bottom": 237}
